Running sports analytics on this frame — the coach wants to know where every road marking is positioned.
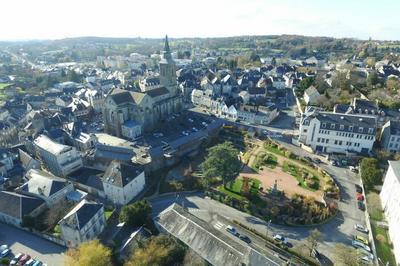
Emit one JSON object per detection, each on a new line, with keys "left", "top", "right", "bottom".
{"left": 214, "top": 221, "right": 225, "bottom": 230}
{"left": 187, "top": 207, "right": 205, "bottom": 212}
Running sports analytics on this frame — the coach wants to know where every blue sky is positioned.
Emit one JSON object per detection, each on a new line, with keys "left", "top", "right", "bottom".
{"left": 0, "top": 0, "right": 399, "bottom": 40}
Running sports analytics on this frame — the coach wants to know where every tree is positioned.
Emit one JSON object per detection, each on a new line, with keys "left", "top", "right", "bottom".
{"left": 65, "top": 240, "right": 112, "bottom": 266}
{"left": 67, "top": 70, "right": 82, "bottom": 83}
{"left": 125, "top": 235, "right": 186, "bottom": 266}
{"left": 366, "top": 72, "right": 379, "bottom": 88}
{"left": 360, "top": 158, "right": 382, "bottom": 190}
{"left": 271, "top": 57, "right": 277, "bottom": 66}
{"left": 119, "top": 200, "right": 152, "bottom": 228}
{"left": 201, "top": 141, "right": 242, "bottom": 188}
{"left": 304, "top": 229, "right": 323, "bottom": 256}
{"left": 333, "top": 243, "right": 359, "bottom": 266}
{"left": 298, "top": 77, "right": 314, "bottom": 94}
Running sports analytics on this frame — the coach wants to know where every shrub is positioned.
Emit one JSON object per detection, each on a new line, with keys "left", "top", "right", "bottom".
{"left": 376, "top": 234, "right": 386, "bottom": 243}
{"left": 0, "top": 258, "right": 10, "bottom": 266}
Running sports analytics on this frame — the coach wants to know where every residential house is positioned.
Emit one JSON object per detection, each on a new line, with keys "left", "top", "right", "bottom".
{"left": 59, "top": 199, "right": 106, "bottom": 247}
{"left": 298, "top": 111, "right": 376, "bottom": 154}
{"left": 102, "top": 161, "right": 145, "bottom": 205}
{"left": 303, "top": 86, "right": 321, "bottom": 105}
{"left": 237, "top": 104, "right": 279, "bottom": 125}
{"left": 18, "top": 169, "right": 74, "bottom": 207}
{"left": 33, "top": 134, "right": 83, "bottom": 177}
{"left": 18, "top": 148, "right": 40, "bottom": 172}
{"left": 0, "top": 191, "right": 45, "bottom": 227}
{"left": 380, "top": 161, "right": 400, "bottom": 265}
{"left": 380, "top": 120, "right": 400, "bottom": 153}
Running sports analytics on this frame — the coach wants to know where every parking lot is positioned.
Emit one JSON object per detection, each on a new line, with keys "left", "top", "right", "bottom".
{"left": 0, "top": 223, "right": 65, "bottom": 265}
{"left": 135, "top": 110, "right": 216, "bottom": 148}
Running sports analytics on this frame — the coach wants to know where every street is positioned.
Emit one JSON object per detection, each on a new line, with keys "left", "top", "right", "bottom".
{"left": 0, "top": 223, "right": 65, "bottom": 265}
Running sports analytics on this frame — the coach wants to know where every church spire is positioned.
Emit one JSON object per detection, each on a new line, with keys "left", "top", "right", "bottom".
{"left": 164, "top": 35, "right": 170, "bottom": 53}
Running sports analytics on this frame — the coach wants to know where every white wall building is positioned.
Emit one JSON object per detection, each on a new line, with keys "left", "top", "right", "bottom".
{"left": 298, "top": 111, "right": 376, "bottom": 154}
{"left": 380, "top": 161, "right": 400, "bottom": 265}
{"left": 59, "top": 200, "right": 105, "bottom": 247}
{"left": 102, "top": 161, "right": 145, "bottom": 205}
{"left": 33, "top": 135, "right": 83, "bottom": 177}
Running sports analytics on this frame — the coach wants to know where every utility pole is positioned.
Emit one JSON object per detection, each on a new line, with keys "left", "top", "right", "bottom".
{"left": 266, "top": 219, "right": 272, "bottom": 239}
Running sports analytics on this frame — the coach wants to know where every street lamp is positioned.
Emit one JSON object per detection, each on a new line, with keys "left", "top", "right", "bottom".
{"left": 266, "top": 219, "right": 272, "bottom": 238}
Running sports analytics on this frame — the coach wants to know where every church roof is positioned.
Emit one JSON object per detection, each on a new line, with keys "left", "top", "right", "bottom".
{"left": 110, "top": 89, "right": 134, "bottom": 104}
{"left": 145, "top": 87, "right": 170, "bottom": 98}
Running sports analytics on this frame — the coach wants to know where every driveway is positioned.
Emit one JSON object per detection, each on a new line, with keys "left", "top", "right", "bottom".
{"left": 0, "top": 223, "right": 65, "bottom": 265}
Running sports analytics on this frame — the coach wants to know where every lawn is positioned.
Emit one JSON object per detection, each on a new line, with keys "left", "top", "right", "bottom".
{"left": 371, "top": 223, "right": 396, "bottom": 266}
{"left": 0, "top": 83, "right": 11, "bottom": 90}
{"left": 282, "top": 161, "right": 319, "bottom": 191}
{"left": 105, "top": 209, "right": 115, "bottom": 220}
{"left": 217, "top": 185, "right": 246, "bottom": 200}
{"left": 253, "top": 152, "right": 278, "bottom": 170}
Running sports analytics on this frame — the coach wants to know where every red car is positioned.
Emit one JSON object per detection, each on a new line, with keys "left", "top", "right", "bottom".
{"left": 18, "top": 254, "right": 31, "bottom": 265}
{"left": 356, "top": 193, "right": 364, "bottom": 201}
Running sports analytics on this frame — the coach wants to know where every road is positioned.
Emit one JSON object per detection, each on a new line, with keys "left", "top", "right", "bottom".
{"left": 0, "top": 223, "right": 65, "bottom": 265}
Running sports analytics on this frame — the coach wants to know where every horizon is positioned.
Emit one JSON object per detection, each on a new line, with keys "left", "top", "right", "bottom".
{"left": 1, "top": 0, "right": 399, "bottom": 41}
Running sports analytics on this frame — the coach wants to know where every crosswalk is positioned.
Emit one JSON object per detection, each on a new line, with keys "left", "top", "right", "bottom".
{"left": 214, "top": 221, "right": 225, "bottom": 230}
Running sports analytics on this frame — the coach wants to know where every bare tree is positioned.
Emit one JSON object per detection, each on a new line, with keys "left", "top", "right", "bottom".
{"left": 305, "top": 229, "right": 323, "bottom": 256}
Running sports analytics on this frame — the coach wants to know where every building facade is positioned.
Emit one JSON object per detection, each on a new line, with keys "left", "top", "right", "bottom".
{"left": 380, "top": 120, "right": 400, "bottom": 153}
{"left": 33, "top": 135, "right": 83, "bottom": 177}
{"left": 102, "top": 161, "right": 145, "bottom": 205}
{"left": 103, "top": 36, "right": 183, "bottom": 137}
{"left": 380, "top": 161, "right": 400, "bottom": 265}
{"left": 59, "top": 200, "right": 105, "bottom": 247}
{"left": 298, "top": 111, "right": 377, "bottom": 154}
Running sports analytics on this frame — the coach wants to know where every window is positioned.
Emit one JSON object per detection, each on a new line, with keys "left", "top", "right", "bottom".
{"left": 321, "top": 123, "right": 326, "bottom": 128}
{"left": 331, "top": 124, "right": 335, "bottom": 129}
{"left": 326, "top": 140, "right": 329, "bottom": 144}
{"left": 368, "top": 128, "right": 374, "bottom": 134}
{"left": 334, "top": 140, "right": 338, "bottom": 145}
{"left": 359, "top": 127, "right": 364, "bottom": 133}
{"left": 339, "top": 141, "right": 342, "bottom": 145}
{"left": 317, "top": 138, "right": 321, "bottom": 142}
{"left": 340, "top": 125, "right": 344, "bottom": 130}
{"left": 303, "top": 129, "right": 307, "bottom": 133}
{"left": 349, "top": 126, "right": 353, "bottom": 131}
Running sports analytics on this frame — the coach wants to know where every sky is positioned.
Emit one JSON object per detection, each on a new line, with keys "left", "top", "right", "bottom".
{"left": 0, "top": 0, "right": 399, "bottom": 41}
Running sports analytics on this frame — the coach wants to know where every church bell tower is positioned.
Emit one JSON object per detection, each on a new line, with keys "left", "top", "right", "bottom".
{"left": 159, "top": 35, "right": 177, "bottom": 94}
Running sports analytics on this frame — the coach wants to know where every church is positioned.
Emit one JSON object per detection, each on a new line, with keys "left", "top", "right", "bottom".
{"left": 103, "top": 36, "right": 184, "bottom": 138}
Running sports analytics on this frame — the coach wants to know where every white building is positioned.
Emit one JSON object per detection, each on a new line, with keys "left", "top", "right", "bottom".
{"left": 102, "top": 161, "right": 145, "bottom": 205}
{"left": 298, "top": 111, "right": 376, "bottom": 154}
{"left": 59, "top": 200, "right": 105, "bottom": 247}
{"left": 380, "top": 161, "right": 400, "bottom": 265}
{"left": 18, "top": 169, "right": 74, "bottom": 207}
{"left": 380, "top": 120, "right": 400, "bottom": 153}
{"left": 33, "top": 135, "right": 83, "bottom": 177}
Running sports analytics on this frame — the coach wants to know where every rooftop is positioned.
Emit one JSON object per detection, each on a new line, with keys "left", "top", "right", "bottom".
{"left": 33, "top": 134, "right": 73, "bottom": 155}
{"left": 60, "top": 199, "right": 103, "bottom": 230}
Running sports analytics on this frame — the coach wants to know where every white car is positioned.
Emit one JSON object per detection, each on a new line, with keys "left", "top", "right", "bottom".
{"left": 273, "top": 234, "right": 287, "bottom": 244}
{"left": 352, "top": 240, "right": 371, "bottom": 252}
{"left": 354, "top": 224, "right": 369, "bottom": 234}
{"left": 0, "top": 244, "right": 10, "bottom": 258}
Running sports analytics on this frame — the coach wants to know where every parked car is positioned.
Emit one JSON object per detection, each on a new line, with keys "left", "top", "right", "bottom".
{"left": 273, "top": 234, "right": 287, "bottom": 244}
{"left": 354, "top": 235, "right": 369, "bottom": 245}
{"left": 226, "top": 225, "right": 239, "bottom": 237}
{"left": 311, "top": 248, "right": 322, "bottom": 261}
{"left": 32, "top": 261, "right": 43, "bottom": 266}
{"left": 352, "top": 240, "right": 371, "bottom": 252}
{"left": 313, "top": 158, "right": 322, "bottom": 164}
{"left": 356, "top": 193, "right": 364, "bottom": 201}
{"left": 350, "top": 166, "right": 359, "bottom": 173}
{"left": 10, "top": 253, "right": 24, "bottom": 265}
{"left": 355, "top": 184, "right": 363, "bottom": 194}
{"left": 239, "top": 235, "right": 251, "bottom": 244}
{"left": 25, "top": 259, "right": 36, "bottom": 266}
{"left": 354, "top": 224, "right": 369, "bottom": 234}
{"left": 18, "top": 254, "right": 31, "bottom": 265}
{"left": 0, "top": 244, "right": 10, "bottom": 258}
{"left": 357, "top": 248, "right": 374, "bottom": 260}
{"left": 358, "top": 201, "right": 366, "bottom": 211}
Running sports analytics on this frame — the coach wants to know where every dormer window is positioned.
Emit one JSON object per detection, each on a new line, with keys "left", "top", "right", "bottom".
{"left": 368, "top": 128, "right": 374, "bottom": 134}
{"left": 339, "top": 125, "right": 344, "bottom": 130}
{"left": 330, "top": 124, "right": 335, "bottom": 129}
{"left": 321, "top": 123, "right": 326, "bottom": 128}
{"left": 359, "top": 127, "right": 364, "bottom": 133}
{"left": 349, "top": 126, "right": 353, "bottom": 131}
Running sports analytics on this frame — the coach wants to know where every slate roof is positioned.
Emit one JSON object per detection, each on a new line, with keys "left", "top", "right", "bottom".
{"left": 305, "top": 111, "right": 377, "bottom": 134}
{"left": 334, "top": 104, "right": 352, "bottom": 114}
{"left": 33, "top": 134, "right": 71, "bottom": 155}
{"left": 60, "top": 199, "right": 103, "bottom": 230}
{"left": 110, "top": 89, "right": 134, "bottom": 105}
{"left": 145, "top": 87, "right": 170, "bottom": 98}
{"left": 155, "top": 204, "right": 280, "bottom": 266}
{"left": 0, "top": 191, "right": 44, "bottom": 219}
{"left": 68, "top": 167, "right": 104, "bottom": 191}
{"left": 21, "top": 169, "right": 69, "bottom": 198}
{"left": 103, "top": 161, "right": 143, "bottom": 188}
